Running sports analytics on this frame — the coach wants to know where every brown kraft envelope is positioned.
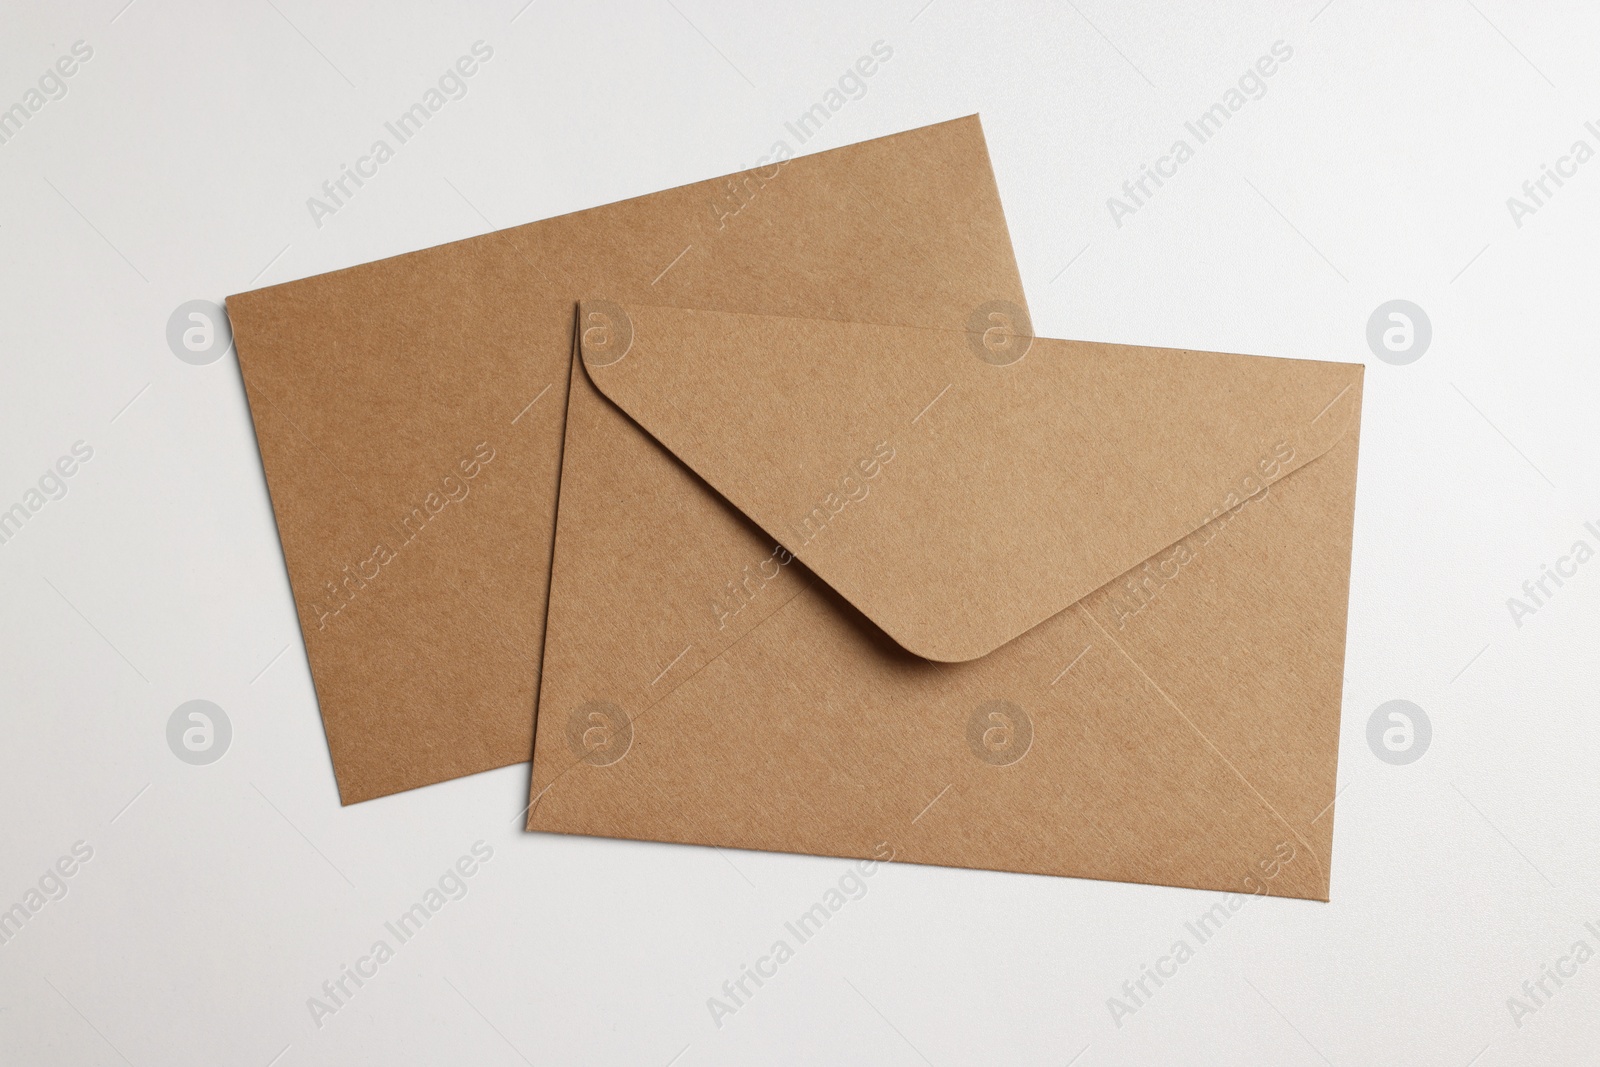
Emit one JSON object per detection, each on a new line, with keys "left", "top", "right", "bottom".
{"left": 528, "top": 302, "right": 1365, "bottom": 900}
{"left": 225, "top": 116, "right": 1027, "bottom": 803}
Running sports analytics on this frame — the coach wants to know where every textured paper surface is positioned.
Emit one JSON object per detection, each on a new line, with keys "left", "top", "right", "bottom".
{"left": 226, "top": 116, "right": 1026, "bottom": 803}
{"left": 530, "top": 305, "right": 1364, "bottom": 900}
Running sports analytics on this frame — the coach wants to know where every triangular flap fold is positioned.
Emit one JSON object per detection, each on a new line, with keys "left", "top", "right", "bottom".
{"left": 579, "top": 301, "right": 1363, "bottom": 662}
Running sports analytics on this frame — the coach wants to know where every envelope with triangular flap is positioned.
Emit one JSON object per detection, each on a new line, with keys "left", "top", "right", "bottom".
{"left": 224, "top": 116, "right": 1028, "bottom": 804}
{"left": 528, "top": 301, "right": 1364, "bottom": 900}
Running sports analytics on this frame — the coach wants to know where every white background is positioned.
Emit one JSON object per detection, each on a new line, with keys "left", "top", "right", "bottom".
{"left": 2, "top": 1, "right": 1597, "bottom": 1063}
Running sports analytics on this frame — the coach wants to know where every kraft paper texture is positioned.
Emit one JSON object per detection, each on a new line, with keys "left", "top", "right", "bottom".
{"left": 227, "top": 116, "right": 1027, "bottom": 803}
{"left": 528, "top": 302, "right": 1363, "bottom": 900}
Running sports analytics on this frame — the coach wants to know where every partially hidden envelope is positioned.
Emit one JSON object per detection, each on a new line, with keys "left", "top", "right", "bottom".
{"left": 528, "top": 302, "right": 1365, "bottom": 900}
{"left": 225, "top": 115, "right": 1027, "bottom": 803}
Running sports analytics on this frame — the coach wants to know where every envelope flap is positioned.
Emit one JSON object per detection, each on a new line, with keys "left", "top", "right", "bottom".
{"left": 578, "top": 301, "right": 1363, "bottom": 662}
